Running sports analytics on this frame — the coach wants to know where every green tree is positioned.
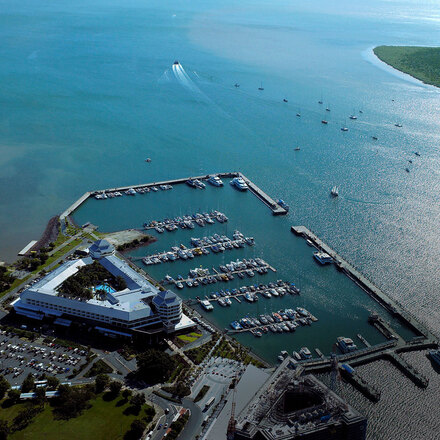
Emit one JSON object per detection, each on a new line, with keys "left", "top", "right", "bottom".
{"left": 0, "top": 419, "right": 9, "bottom": 440}
{"left": 21, "top": 374, "right": 35, "bottom": 393}
{"left": 136, "top": 350, "right": 175, "bottom": 384}
{"left": 130, "top": 393, "right": 145, "bottom": 409}
{"left": 95, "top": 374, "right": 110, "bottom": 393}
{"left": 124, "top": 419, "right": 146, "bottom": 440}
{"left": 8, "top": 389, "right": 21, "bottom": 405}
{"left": 34, "top": 387, "right": 46, "bottom": 406}
{"left": 122, "top": 389, "right": 132, "bottom": 400}
{"left": 0, "top": 375, "right": 10, "bottom": 400}
{"left": 46, "top": 376, "right": 59, "bottom": 390}
{"left": 109, "top": 381, "right": 122, "bottom": 396}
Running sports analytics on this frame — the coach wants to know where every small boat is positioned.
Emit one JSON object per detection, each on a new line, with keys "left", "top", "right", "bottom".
{"left": 331, "top": 186, "right": 339, "bottom": 197}
{"left": 283, "top": 98, "right": 288, "bottom": 103}
{"left": 174, "top": 60, "right": 179, "bottom": 65}
{"left": 414, "top": 152, "right": 421, "bottom": 156}
{"left": 405, "top": 167, "right": 410, "bottom": 173}
{"left": 321, "top": 120, "right": 328, "bottom": 124}
{"left": 306, "top": 239, "right": 314, "bottom": 247}
{"left": 277, "top": 199, "right": 290, "bottom": 212}
{"left": 349, "top": 115, "right": 357, "bottom": 120}
{"left": 326, "top": 106, "right": 330, "bottom": 112}
{"left": 258, "top": 82, "right": 264, "bottom": 91}
{"left": 341, "top": 120, "right": 348, "bottom": 132}
{"left": 234, "top": 83, "right": 240, "bottom": 88}
{"left": 395, "top": 123, "right": 403, "bottom": 128}
{"left": 186, "top": 179, "right": 197, "bottom": 188}
{"left": 145, "top": 158, "right": 152, "bottom": 162}
{"left": 372, "top": 136, "right": 378, "bottom": 140}
{"left": 294, "top": 146, "right": 301, "bottom": 151}
{"left": 296, "top": 112, "right": 301, "bottom": 117}
{"left": 408, "top": 160, "right": 413, "bottom": 164}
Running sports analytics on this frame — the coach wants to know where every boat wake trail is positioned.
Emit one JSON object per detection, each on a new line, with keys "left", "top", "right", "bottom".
{"left": 171, "top": 62, "right": 214, "bottom": 104}
{"left": 341, "top": 196, "right": 393, "bottom": 206}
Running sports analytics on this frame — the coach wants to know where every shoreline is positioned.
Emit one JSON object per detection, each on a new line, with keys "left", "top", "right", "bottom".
{"left": 362, "top": 46, "right": 440, "bottom": 91}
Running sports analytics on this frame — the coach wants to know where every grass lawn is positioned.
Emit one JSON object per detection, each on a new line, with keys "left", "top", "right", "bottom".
{"left": 177, "top": 332, "right": 202, "bottom": 344}
{"left": 374, "top": 45, "right": 440, "bottom": 87}
{"left": 5, "top": 395, "right": 152, "bottom": 440}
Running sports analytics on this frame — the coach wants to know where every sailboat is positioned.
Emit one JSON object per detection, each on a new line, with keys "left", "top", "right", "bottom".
{"left": 258, "top": 82, "right": 264, "bottom": 91}
{"left": 331, "top": 186, "right": 339, "bottom": 197}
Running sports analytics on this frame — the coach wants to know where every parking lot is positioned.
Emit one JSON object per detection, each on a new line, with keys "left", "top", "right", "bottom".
{"left": 0, "top": 329, "right": 89, "bottom": 386}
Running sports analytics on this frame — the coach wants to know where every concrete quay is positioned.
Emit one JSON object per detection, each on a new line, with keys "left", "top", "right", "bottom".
{"left": 59, "top": 172, "right": 288, "bottom": 221}
{"left": 291, "top": 225, "right": 437, "bottom": 342}
{"left": 340, "top": 367, "right": 381, "bottom": 402}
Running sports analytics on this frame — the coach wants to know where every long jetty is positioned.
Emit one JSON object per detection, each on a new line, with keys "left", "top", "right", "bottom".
{"left": 291, "top": 225, "right": 436, "bottom": 342}
{"left": 59, "top": 172, "right": 288, "bottom": 220}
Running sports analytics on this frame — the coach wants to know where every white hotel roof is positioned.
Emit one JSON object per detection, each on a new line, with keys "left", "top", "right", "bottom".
{"left": 19, "top": 254, "right": 162, "bottom": 322}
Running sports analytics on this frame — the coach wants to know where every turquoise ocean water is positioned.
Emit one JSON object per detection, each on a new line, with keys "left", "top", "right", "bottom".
{"left": 2, "top": 0, "right": 440, "bottom": 437}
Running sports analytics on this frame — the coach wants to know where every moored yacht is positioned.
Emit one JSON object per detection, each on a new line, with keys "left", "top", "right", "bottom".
{"left": 231, "top": 177, "right": 248, "bottom": 191}
{"left": 313, "top": 251, "right": 333, "bottom": 265}
{"left": 207, "top": 175, "right": 224, "bottom": 186}
{"left": 337, "top": 336, "right": 358, "bottom": 353}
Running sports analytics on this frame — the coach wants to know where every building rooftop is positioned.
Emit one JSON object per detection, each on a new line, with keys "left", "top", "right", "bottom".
{"left": 17, "top": 241, "right": 161, "bottom": 322}
{"left": 234, "top": 358, "right": 367, "bottom": 440}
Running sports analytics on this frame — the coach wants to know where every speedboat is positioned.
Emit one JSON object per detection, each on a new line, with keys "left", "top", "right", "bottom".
{"left": 331, "top": 186, "right": 339, "bottom": 197}
{"left": 231, "top": 177, "right": 248, "bottom": 191}
{"left": 313, "top": 251, "right": 333, "bottom": 265}
{"left": 349, "top": 115, "right": 357, "bottom": 120}
{"left": 125, "top": 188, "right": 136, "bottom": 195}
{"left": 207, "top": 175, "right": 224, "bottom": 187}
